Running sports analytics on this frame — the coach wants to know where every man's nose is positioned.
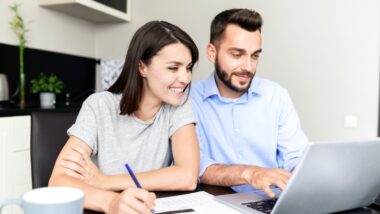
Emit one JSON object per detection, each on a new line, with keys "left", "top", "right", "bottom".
{"left": 241, "top": 57, "right": 253, "bottom": 72}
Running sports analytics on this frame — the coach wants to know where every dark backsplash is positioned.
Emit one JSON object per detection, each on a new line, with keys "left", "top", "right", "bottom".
{"left": 0, "top": 43, "right": 96, "bottom": 107}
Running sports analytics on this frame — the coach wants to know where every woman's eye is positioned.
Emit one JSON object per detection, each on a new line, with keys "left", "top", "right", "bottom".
{"left": 168, "top": 67, "right": 178, "bottom": 71}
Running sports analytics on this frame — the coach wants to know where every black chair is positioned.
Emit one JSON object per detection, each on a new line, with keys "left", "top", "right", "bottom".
{"left": 30, "top": 111, "right": 78, "bottom": 188}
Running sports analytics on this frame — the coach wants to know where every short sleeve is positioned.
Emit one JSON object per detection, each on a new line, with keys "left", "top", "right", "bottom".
{"left": 67, "top": 96, "right": 99, "bottom": 155}
{"left": 169, "top": 99, "right": 196, "bottom": 137}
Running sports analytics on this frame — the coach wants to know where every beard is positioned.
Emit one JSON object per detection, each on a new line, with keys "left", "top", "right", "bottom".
{"left": 215, "top": 56, "right": 255, "bottom": 93}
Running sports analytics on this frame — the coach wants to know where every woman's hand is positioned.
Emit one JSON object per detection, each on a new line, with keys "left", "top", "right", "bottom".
{"left": 60, "top": 144, "right": 108, "bottom": 189}
{"left": 107, "top": 188, "right": 156, "bottom": 214}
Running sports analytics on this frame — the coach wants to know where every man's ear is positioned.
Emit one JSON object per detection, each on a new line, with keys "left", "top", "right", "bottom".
{"left": 206, "top": 43, "right": 217, "bottom": 63}
{"left": 138, "top": 60, "right": 147, "bottom": 77}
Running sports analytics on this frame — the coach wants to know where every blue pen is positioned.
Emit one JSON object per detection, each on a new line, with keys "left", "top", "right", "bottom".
{"left": 125, "top": 163, "right": 142, "bottom": 188}
{"left": 125, "top": 164, "right": 156, "bottom": 214}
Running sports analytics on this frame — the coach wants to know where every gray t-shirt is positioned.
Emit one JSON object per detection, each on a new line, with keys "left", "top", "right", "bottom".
{"left": 68, "top": 91, "right": 195, "bottom": 175}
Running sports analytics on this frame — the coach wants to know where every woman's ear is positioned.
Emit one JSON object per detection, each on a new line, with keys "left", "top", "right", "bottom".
{"left": 206, "top": 43, "right": 217, "bottom": 63}
{"left": 138, "top": 60, "right": 147, "bottom": 77}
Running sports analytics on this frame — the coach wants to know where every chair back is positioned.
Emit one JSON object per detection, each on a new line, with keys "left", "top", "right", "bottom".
{"left": 30, "top": 111, "right": 77, "bottom": 188}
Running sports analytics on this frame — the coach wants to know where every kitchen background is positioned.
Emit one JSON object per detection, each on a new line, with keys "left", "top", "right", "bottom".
{"left": 0, "top": 0, "right": 379, "bottom": 142}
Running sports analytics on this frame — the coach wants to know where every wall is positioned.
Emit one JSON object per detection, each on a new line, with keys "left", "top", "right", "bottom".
{"left": 0, "top": 0, "right": 96, "bottom": 58}
{"left": 1, "top": 0, "right": 379, "bottom": 141}
{"left": 95, "top": 0, "right": 380, "bottom": 141}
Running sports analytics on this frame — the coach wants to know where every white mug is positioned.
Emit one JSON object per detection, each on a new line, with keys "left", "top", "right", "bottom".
{"left": 0, "top": 186, "right": 84, "bottom": 214}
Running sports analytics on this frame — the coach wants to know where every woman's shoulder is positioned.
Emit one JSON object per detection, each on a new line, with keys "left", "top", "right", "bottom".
{"left": 83, "top": 91, "right": 121, "bottom": 110}
{"left": 162, "top": 99, "right": 194, "bottom": 122}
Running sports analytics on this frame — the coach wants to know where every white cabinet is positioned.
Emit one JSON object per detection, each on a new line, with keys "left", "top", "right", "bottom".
{"left": 0, "top": 116, "right": 32, "bottom": 214}
{"left": 38, "top": 0, "right": 131, "bottom": 23}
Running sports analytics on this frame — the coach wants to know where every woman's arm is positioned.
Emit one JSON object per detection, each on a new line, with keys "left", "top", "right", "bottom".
{"left": 49, "top": 136, "right": 155, "bottom": 213}
{"left": 135, "top": 123, "right": 200, "bottom": 191}
{"left": 62, "top": 124, "right": 200, "bottom": 191}
{"left": 105, "top": 123, "right": 199, "bottom": 191}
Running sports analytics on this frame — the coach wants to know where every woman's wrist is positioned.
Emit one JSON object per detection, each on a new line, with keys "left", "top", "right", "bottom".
{"left": 102, "top": 191, "right": 118, "bottom": 213}
{"left": 98, "top": 174, "right": 111, "bottom": 190}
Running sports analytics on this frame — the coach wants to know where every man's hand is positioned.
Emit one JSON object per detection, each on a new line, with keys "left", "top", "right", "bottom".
{"left": 242, "top": 166, "right": 291, "bottom": 198}
{"left": 60, "top": 144, "right": 108, "bottom": 189}
{"left": 107, "top": 188, "right": 156, "bottom": 214}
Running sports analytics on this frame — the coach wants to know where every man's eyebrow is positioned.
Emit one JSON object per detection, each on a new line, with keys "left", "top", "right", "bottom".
{"left": 227, "top": 47, "right": 246, "bottom": 53}
{"left": 227, "top": 48, "right": 263, "bottom": 56}
{"left": 252, "top": 49, "right": 262, "bottom": 55}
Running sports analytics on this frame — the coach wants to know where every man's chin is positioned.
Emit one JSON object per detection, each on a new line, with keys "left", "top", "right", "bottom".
{"left": 231, "top": 81, "right": 251, "bottom": 92}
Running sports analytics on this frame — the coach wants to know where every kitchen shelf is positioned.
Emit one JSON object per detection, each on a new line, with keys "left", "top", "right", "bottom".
{"left": 38, "top": 0, "right": 131, "bottom": 23}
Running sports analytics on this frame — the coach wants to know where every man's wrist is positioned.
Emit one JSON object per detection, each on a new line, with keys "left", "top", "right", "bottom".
{"left": 241, "top": 166, "right": 258, "bottom": 184}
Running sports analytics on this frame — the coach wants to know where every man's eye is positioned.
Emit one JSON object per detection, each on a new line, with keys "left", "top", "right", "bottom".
{"left": 252, "top": 54, "right": 260, "bottom": 59}
{"left": 231, "top": 52, "right": 241, "bottom": 57}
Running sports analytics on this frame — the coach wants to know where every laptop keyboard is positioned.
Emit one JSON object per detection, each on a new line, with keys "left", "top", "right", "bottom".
{"left": 241, "top": 198, "right": 277, "bottom": 214}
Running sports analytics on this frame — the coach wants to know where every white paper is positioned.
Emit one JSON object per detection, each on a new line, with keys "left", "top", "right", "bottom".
{"left": 155, "top": 191, "right": 241, "bottom": 214}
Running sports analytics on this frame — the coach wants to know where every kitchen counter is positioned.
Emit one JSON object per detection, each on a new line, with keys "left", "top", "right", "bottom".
{"left": 0, "top": 103, "right": 81, "bottom": 117}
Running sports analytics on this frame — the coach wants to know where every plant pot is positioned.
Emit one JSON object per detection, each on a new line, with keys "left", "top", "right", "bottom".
{"left": 39, "top": 92, "right": 55, "bottom": 108}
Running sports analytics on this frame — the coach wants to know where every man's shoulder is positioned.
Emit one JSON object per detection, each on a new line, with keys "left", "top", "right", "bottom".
{"left": 254, "top": 76, "right": 283, "bottom": 89}
{"left": 253, "top": 76, "right": 287, "bottom": 95}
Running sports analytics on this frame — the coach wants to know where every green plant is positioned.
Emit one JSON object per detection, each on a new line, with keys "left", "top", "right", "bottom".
{"left": 31, "top": 73, "right": 63, "bottom": 94}
{"left": 10, "top": 3, "right": 27, "bottom": 106}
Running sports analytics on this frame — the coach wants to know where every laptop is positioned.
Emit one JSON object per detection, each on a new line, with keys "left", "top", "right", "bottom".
{"left": 215, "top": 139, "right": 380, "bottom": 214}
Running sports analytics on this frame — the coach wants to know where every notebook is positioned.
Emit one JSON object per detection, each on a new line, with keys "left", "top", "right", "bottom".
{"left": 215, "top": 139, "right": 380, "bottom": 214}
{"left": 155, "top": 191, "right": 241, "bottom": 214}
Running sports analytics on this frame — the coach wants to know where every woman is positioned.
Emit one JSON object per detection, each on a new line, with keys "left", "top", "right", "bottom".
{"left": 49, "top": 21, "right": 199, "bottom": 213}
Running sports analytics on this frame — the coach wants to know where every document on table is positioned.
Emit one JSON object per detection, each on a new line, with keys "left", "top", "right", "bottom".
{"left": 155, "top": 191, "right": 241, "bottom": 214}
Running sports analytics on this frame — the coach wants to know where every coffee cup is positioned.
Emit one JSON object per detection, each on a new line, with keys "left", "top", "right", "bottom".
{"left": 0, "top": 186, "right": 84, "bottom": 214}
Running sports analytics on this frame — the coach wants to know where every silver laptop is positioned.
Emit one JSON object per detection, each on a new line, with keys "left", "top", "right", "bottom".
{"left": 216, "top": 139, "right": 380, "bottom": 214}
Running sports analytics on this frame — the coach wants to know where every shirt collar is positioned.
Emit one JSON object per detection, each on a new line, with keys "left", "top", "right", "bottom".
{"left": 202, "top": 71, "right": 261, "bottom": 100}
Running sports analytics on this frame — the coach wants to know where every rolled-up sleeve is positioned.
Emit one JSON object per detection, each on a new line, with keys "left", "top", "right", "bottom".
{"left": 276, "top": 89, "right": 308, "bottom": 171}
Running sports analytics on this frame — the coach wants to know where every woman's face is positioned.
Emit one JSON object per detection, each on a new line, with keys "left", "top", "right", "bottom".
{"left": 140, "top": 42, "right": 193, "bottom": 106}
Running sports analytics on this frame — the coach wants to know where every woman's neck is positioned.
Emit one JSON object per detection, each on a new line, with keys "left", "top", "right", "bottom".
{"left": 134, "top": 94, "right": 162, "bottom": 123}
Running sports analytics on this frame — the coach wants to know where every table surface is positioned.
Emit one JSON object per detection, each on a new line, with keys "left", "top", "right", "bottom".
{"left": 84, "top": 184, "right": 380, "bottom": 214}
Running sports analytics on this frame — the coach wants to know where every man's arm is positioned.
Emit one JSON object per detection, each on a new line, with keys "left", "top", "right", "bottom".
{"left": 201, "top": 164, "right": 291, "bottom": 198}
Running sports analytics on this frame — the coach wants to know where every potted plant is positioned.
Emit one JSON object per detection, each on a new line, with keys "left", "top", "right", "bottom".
{"left": 10, "top": 3, "right": 27, "bottom": 107}
{"left": 31, "top": 73, "right": 63, "bottom": 108}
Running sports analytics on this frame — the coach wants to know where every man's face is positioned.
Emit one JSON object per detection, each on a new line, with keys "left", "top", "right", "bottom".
{"left": 209, "top": 24, "right": 262, "bottom": 97}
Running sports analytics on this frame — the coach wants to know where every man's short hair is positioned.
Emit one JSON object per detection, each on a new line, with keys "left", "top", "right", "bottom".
{"left": 210, "top": 8, "right": 263, "bottom": 46}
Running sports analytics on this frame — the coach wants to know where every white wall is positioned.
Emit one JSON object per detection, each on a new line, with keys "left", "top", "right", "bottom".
{"left": 1, "top": 0, "right": 379, "bottom": 141}
{"left": 0, "top": 0, "right": 96, "bottom": 58}
{"left": 96, "top": 0, "right": 380, "bottom": 141}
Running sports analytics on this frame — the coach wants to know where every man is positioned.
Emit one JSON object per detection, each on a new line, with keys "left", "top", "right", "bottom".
{"left": 191, "top": 8, "right": 308, "bottom": 198}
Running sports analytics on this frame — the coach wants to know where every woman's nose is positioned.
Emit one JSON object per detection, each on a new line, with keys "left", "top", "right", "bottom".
{"left": 178, "top": 69, "right": 191, "bottom": 84}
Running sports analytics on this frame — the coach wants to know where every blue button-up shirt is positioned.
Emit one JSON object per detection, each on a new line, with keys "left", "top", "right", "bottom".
{"left": 191, "top": 72, "right": 308, "bottom": 192}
